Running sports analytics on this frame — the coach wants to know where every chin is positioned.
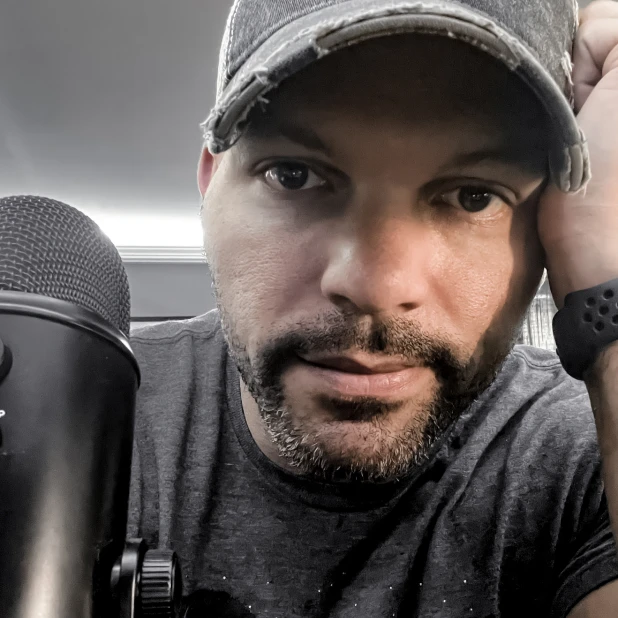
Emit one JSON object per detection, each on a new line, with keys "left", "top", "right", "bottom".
{"left": 313, "top": 420, "right": 415, "bottom": 462}
{"left": 263, "top": 395, "right": 441, "bottom": 482}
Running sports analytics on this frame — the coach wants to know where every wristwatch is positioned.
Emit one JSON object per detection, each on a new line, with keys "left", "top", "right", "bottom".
{"left": 553, "top": 278, "right": 618, "bottom": 380}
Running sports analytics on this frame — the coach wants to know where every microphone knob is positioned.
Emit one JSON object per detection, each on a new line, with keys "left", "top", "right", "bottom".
{"left": 140, "top": 549, "right": 183, "bottom": 617}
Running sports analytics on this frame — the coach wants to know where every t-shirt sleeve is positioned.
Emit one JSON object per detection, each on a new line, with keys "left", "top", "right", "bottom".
{"left": 551, "top": 490, "right": 618, "bottom": 617}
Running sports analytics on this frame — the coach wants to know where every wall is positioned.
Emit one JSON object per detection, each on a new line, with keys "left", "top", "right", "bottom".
{"left": 126, "top": 262, "right": 215, "bottom": 320}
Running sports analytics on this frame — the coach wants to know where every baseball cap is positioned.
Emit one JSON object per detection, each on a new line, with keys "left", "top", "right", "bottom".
{"left": 202, "top": 0, "right": 588, "bottom": 193}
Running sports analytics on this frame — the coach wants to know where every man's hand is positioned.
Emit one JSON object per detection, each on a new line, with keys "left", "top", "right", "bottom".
{"left": 538, "top": 0, "right": 618, "bottom": 308}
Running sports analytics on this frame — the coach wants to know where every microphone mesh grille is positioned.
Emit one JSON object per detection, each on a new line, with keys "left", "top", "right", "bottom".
{"left": 0, "top": 196, "right": 130, "bottom": 336}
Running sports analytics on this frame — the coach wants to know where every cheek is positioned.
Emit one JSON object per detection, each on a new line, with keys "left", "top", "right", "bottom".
{"left": 202, "top": 190, "right": 323, "bottom": 349}
{"left": 434, "top": 208, "right": 543, "bottom": 341}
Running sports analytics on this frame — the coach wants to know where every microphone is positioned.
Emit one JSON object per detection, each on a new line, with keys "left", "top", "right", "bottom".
{"left": 0, "top": 196, "right": 181, "bottom": 617}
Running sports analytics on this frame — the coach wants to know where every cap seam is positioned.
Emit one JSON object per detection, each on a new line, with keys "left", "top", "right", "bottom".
{"left": 227, "top": 0, "right": 243, "bottom": 74}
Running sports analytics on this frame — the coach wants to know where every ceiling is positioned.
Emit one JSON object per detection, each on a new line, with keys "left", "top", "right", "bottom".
{"left": 0, "top": 0, "right": 232, "bottom": 249}
{"left": 0, "top": 0, "right": 594, "bottom": 252}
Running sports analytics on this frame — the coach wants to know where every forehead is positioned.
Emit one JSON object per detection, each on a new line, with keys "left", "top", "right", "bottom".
{"left": 244, "top": 34, "right": 548, "bottom": 150}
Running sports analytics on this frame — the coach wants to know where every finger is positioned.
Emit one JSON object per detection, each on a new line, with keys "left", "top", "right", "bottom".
{"left": 572, "top": 19, "right": 618, "bottom": 110}
{"left": 579, "top": 0, "right": 618, "bottom": 24}
{"left": 575, "top": 67, "right": 618, "bottom": 197}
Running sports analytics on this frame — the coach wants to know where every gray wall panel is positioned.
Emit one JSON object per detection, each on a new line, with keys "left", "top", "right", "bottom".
{"left": 126, "top": 262, "right": 215, "bottom": 319}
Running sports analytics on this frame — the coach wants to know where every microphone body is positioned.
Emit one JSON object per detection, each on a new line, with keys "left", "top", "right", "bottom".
{"left": 0, "top": 195, "right": 181, "bottom": 617}
{"left": 0, "top": 293, "right": 139, "bottom": 617}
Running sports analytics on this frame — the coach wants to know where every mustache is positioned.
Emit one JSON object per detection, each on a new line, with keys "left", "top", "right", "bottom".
{"left": 254, "top": 312, "right": 469, "bottom": 388}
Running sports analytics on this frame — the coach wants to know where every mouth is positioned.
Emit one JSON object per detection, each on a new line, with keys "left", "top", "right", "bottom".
{"left": 294, "top": 353, "right": 429, "bottom": 400}
{"left": 303, "top": 355, "right": 413, "bottom": 374}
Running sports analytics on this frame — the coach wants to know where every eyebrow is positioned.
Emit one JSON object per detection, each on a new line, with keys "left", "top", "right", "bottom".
{"left": 244, "top": 120, "right": 333, "bottom": 156}
{"left": 244, "top": 120, "right": 547, "bottom": 176}
{"left": 437, "top": 147, "right": 547, "bottom": 176}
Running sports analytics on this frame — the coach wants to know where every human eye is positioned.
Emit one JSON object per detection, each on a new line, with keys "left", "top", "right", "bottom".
{"left": 438, "top": 185, "right": 511, "bottom": 215}
{"left": 263, "top": 161, "right": 327, "bottom": 192}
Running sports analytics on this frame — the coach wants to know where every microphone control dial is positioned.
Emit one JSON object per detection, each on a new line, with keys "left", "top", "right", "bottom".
{"left": 140, "top": 549, "right": 183, "bottom": 617}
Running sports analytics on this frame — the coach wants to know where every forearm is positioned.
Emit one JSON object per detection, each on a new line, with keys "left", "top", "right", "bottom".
{"left": 586, "top": 341, "right": 618, "bottom": 538}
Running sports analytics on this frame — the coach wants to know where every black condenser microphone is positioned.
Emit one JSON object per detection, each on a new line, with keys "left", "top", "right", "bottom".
{"left": 0, "top": 196, "right": 182, "bottom": 618}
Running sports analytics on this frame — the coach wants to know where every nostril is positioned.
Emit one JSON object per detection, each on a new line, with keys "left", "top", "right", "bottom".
{"left": 325, "top": 292, "right": 360, "bottom": 314}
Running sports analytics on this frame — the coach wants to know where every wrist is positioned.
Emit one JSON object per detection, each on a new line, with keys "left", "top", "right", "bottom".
{"left": 586, "top": 340, "right": 618, "bottom": 385}
{"left": 553, "top": 278, "right": 618, "bottom": 380}
{"left": 585, "top": 340, "right": 618, "bottom": 449}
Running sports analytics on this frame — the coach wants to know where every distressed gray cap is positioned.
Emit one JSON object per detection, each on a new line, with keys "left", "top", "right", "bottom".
{"left": 202, "top": 0, "right": 588, "bottom": 193}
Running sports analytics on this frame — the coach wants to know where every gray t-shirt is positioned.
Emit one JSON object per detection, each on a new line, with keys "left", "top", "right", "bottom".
{"left": 128, "top": 311, "right": 618, "bottom": 618}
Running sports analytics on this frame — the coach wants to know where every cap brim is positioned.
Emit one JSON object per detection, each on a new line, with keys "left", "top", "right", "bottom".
{"left": 203, "top": 0, "right": 588, "bottom": 193}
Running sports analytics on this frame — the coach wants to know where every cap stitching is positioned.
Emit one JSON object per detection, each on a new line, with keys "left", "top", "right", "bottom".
{"left": 561, "top": 50, "right": 575, "bottom": 107}
{"left": 226, "top": 0, "right": 243, "bottom": 82}
{"left": 217, "top": 0, "right": 242, "bottom": 97}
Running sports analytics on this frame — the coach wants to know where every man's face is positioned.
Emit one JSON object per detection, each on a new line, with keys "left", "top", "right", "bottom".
{"left": 200, "top": 35, "right": 548, "bottom": 482}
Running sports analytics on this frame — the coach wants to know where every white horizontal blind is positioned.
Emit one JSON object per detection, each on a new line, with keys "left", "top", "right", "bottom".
{"left": 520, "top": 274, "right": 557, "bottom": 350}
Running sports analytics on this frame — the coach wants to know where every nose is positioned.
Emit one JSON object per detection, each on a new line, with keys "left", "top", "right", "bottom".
{"left": 320, "top": 204, "right": 432, "bottom": 316}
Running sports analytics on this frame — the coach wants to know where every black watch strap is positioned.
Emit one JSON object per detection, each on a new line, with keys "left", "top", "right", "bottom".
{"left": 552, "top": 278, "right": 618, "bottom": 380}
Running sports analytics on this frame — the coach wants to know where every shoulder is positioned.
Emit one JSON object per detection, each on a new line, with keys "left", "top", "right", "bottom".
{"left": 129, "top": 310, "right": 227, "bottom": 394}
{"left": 130, "top": 310, "right": 221, "bottom": 347}
{"left": 468, "top": 345, "right": 599, "bottom": 493}
{"left": 129, "top": 310, "right": 230, "bottom": 459}
{"left": 489, "top": 345, "right": 591, "bottom": 424}
{"left": 504, "top": 345, "right": 592, "bottom": 424}
{"left": 461, "top": 345, "right": 598, "bottom": 481}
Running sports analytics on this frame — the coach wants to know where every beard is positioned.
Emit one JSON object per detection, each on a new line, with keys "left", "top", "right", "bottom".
{"left": 217, "top": 297, "right": 518, "bottom": 484}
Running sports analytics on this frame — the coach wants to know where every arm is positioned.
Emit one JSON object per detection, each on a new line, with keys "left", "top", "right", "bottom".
{"left": 568, "top": 581, "right": 618, "bottom": 617}
{"left": 567, "top": 343, "right": 618, "bottom": 616}
{"left": 587, "top": 343, "right": 618, "bottom": 562}
{"left": 539, "top": 5, "right": 618, "bottom": 615}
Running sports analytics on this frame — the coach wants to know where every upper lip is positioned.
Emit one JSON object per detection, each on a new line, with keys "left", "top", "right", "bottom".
{"left": 298, "top": 353, "right": 416, "bottom": 374}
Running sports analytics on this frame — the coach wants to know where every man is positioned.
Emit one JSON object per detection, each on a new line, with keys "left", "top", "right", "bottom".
{"left": 128, "top": 0, "right": 618, "bottom": 616}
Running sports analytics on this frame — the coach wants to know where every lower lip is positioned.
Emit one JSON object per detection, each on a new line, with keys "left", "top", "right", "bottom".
{"left": 294, "top": 360, "right": 429, "bottom": 399}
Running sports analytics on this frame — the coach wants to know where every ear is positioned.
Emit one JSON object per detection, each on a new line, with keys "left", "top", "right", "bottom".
{"left": 197, "top": 148, "right": 216, "bottom": 197}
